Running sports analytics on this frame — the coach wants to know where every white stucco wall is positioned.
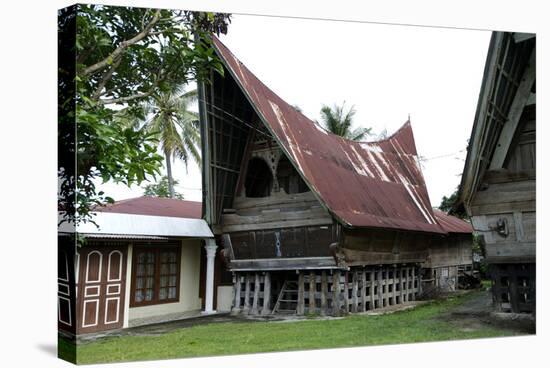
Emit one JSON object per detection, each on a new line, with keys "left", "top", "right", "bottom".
{"left": 126, "top": 239, "right": 202, "bottom": 324}
{"left": 216, "top": 285, "right": 234, "bottom": 312}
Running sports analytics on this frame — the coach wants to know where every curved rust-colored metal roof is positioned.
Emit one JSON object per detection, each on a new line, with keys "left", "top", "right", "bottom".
{"left": 213, "top": 37, "right": 444, "bottom": 234}
{"left": 432, "top": 209, "right": 473, "bottom": 234}
{"left": 97, "top": 196, "right": 202, "bottom": 219}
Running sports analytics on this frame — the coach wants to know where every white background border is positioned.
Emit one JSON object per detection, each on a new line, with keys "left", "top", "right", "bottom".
{"left": 0, "top": 0, "right": 547, "bottom": 367}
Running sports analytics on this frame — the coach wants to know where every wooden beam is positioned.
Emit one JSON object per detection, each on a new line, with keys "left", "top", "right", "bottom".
{"left": 489, "top": 48, "right": 536, "bottom": 170}
{"left": 262, "top": 272, "right": 271, "bottom": 315}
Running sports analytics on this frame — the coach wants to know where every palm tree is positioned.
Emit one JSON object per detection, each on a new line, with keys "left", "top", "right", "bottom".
{"left": 118, "top": 86, "right": 201, "bottom": 198}
{"left": 317, "top": 102, "right": 371, "bottom": 141}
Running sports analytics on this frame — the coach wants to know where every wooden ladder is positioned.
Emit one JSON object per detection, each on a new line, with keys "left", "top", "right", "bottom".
{"left": 272, "top": 280, "right": 299, "bottom": 314}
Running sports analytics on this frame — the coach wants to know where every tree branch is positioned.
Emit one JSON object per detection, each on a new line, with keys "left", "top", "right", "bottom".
{"left": 92, "top": 57, "right": 122, "bottom": 101}
{"left": 82, "top": 9, "right": 161, "bottom": 77}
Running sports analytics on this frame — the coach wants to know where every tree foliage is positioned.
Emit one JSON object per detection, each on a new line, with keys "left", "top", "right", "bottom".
{"left": 58, "top": 4, "right": 231, "bottom": 225}
{"left": 143, "top": 176, "right": 184, "bottom": 199}
{"left": 317, "top": 102, "right": 371, "bottom": 141}
{"left": 119, "top": 87, "right": 201, "bottom": 198}
{"left": 439, "top": 188, "right": 467, "bottom": 219}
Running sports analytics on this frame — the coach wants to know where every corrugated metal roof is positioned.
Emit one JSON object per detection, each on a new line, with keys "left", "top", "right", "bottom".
{"left": 213, "top": 37, "right": 445, "bottom": 234}
{"left": 96, "top": 196, "right": 202, "bottom": 219}
{"left": 58, "top": 212, "right": 213, "bottom": 238}
{"left": 432, "top": 209, "right": 473, "bottom": 234}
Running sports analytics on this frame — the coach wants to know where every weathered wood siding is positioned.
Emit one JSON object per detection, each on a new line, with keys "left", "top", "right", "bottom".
{"left": 425, "top": 234, "right": 472, "bottom": 269}
{"left": 341, "top": 228, "right": 430, "bottom": 266}
{"left": 469, "top": 105, "right": 536, "bottom": 264}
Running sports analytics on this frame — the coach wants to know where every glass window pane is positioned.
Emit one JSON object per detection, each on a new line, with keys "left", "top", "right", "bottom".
{"left": 169, "top": 276, "right": 177, "bottom": 287}
{"left": 146, "top": 276, "right": 154, "bottom": 288}
{"left": 145, "top": 289, "right": 153, "bottom": 301}
{"left": 159, "top": 287, "right": 167, "bottom": 300}
{"left": 135, "top": 290, "right": 143, "bottom": 302}
{"left": 168, "top": 252, "right": 177, "bottom": 263}
{"left": 160, "top": 263, "right": 168, "bottom": 275}
{"left": 136, "top": 277, "right": 144, "bottom": 289}
{"left": 168, "top": 287, "right": 176, "bottom": 299}
{"left": 169, "top": 263, "right": 177, "bottom": 274}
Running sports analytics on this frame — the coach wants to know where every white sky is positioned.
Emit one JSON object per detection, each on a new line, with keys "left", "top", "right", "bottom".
{"left": 98, "top": 14, "right": 491, "bottom": 207}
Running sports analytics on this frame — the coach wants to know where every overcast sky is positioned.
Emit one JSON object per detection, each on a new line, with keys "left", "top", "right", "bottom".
{"left": 98, "top": 13, "right": 491, "bottom": 207}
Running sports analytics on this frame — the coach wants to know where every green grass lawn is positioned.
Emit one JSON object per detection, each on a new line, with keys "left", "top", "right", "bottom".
{"left": 62, "top": 291, "right": 522, "bottom": 365}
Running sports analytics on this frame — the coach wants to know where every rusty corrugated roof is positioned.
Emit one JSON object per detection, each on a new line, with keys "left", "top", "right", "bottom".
{"left": 96, "top": 196, "right": 202, "bottom": 219}
{"left": 432, "top": 209, "right": 473, "bottom": 234}
{"left": 213, "top": 37, "right": 445, "bottom": 234}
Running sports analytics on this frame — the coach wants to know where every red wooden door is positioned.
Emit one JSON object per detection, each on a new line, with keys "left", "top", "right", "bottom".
{"left": 77, "top": 245, "right": 127, "bottom": 334}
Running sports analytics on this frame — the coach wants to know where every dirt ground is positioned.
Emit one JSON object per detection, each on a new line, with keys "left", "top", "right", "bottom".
{"left": 436, "top": 288, "right": 535, "bottom": 335}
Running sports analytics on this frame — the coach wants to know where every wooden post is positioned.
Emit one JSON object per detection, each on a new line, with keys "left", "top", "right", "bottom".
{"left": 411, "top": 267, "right": 416, "bottom": 300}
{"left": 320, "top": 271, "right": 328, "bottom": 316}
{"left": 251, "top": 273, "right": 260, "bottom": 314}
{"left": 361, "top": 269, "right": 367, "bottom": 312}
{"left": 332, "top": 270, "right": 341, "bottom": 316}
{"left": 297, "top": 272, "right": 305, "bottom": 315}
{"left": 399, "top": 267, "right": 406, "bottom": 304}
{"left": 370, "top": 269, "right": 375, "bottom": 310}
{"left": 417, "top": 266, "right": 423, "bottom": 296}
{"left": 352, "top": 271, "right": 359, "bottom": 313}
{"left": 378, "top": 268, "right": 384, "bottom": 308}
{"left": 233, "top": 273, "right": 242, "bottom": 313}
{"left": 309, "top": 271, "right": 316, "bottom": 313}
{"left": 405, "top": 267, "right": 410, "bottom": 303}
{"left": 392, "top": 267, "right": 397, "bottom": 305}
{"left": 261, "top": 272, "right": 271, "bottom": 315}
{"left": 343, "top": 271, "right": 350, "bottom": 314}
{"left": 243, "top": 273, "right": 251, "bottom": 314}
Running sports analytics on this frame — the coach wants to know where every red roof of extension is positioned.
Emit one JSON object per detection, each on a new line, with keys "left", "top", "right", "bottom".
{"left": 432, "top": 209, "right": 473, "bottom": 234}
{"left": 97, "top": 196, "right": 202, "bottom": 219}
{"left": 213, "top": 37, "right": 445, "bottom": 234}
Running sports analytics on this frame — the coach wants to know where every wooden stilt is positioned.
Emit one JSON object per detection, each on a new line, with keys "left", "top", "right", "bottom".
{"left": 320, "top": 271, "right": 328, "bottom": 316}
{"left": 243, "top": 273, "right": 251, "bottom": 314}
{"left": 370, "top": 269, "right": 375, "bottom": 310}
{"left": 343, "top": 272, "right": 350, "bottom": 313}
{"left": 251, "top": 273, "right": 260, "bottom": 314}
{"left": 392, "top": 267, "right": 397, "bottom": 305}
{"left": 297, "top": 272, "right": 305, "bottom": 315}
{"left": 262, "top": 272, "right": 271, "bottom": 315}
{"left": 361, "top": 269, "right": 367, "bottom": 312}
{"left": 411, "top": 267, "right": 416, "bottom": 301}
{"left": 378, "top": 268, "right": 384, "bottom": 308}
{"left": 352, "top": 271, "right": 358, "bottom": 313}
{"left": 309, "top": 271, "right": 316, "bottom": 313}
{"left": 405, "top": 267, "right": 410, "bottom": 302}
{"left": 332, "top": 271, "right": 341, "bottom": 316}
{"left": 233, "top": 273, "right": 242, "bottom": 313}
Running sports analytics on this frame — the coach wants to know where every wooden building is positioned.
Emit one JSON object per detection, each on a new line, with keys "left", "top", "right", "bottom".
{"left": 198, "top": 37, "right": 474, "bottom": 316}
{"left": 457, "top": 32, "right": 536, "bottom": 313}
{"left": 58, "top": 197, "right": 218, "bottom": 335}
{"left": 424, "top": 210, "right": 474, "bottom": 292}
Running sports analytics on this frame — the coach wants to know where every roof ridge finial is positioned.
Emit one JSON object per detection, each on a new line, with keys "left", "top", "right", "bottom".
{"left": 408, "top": 113, "right": 411, "bottom": 122}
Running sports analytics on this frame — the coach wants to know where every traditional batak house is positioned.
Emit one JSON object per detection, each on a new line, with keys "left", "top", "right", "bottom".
{"left": 58, "top": 197, "right": 220, "bottom": 335}
{"left": 198, "top": 37, "right": 474, "bottom": 316}
{"left": 456, "top": 31, "right": 536, "bottom": 313}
